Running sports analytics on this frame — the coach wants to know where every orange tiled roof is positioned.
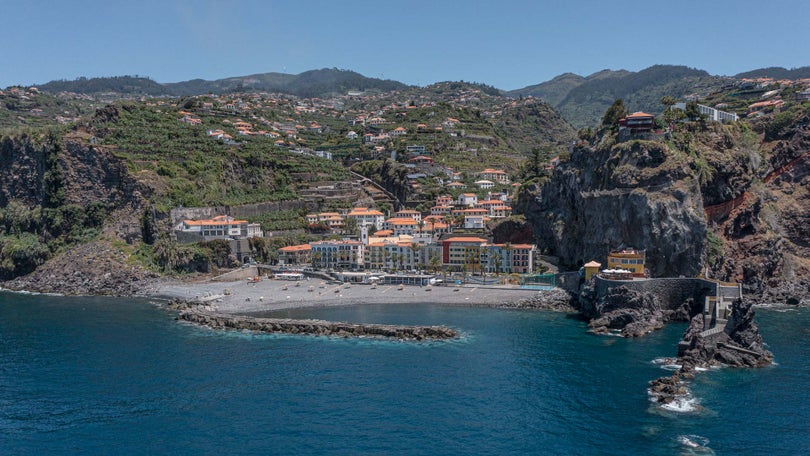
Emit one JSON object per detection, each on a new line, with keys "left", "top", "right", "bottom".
{"left": 348, "top": 207, "right": 384, "bottom": 216}
{"left": 184, "top": 215, "right": 246, "bottom": 226}
{"left": 444, "top": 237, "right": 487, "bottom": 243}
{"left": 387, "top": 218, "right": 417, "bottom": 226}
{"left": 279, "top": 244, "right": 311, "bottom": 252}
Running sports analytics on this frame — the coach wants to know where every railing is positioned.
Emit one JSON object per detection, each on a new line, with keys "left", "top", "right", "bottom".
{"left": 704, "top": 192, "right": 750, "bottom": 222}
{"left": 700, "top": 324, "right": 726, "bottom": 338}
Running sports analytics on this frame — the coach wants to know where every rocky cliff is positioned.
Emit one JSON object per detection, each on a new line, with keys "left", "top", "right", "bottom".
{"left": 526, "top": 138, "right": 707, "bottom": 277}
{"left": 0, "top": 129, "right": 157, "bottom": 294}
{"left": 705, "top": 112, "right": 810, "bottom": 304}
{"left": 524, "top": 113, "right": 810, "bottom": 304}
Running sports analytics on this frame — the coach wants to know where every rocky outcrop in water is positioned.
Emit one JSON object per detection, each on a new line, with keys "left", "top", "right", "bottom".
{"left": 578, "top": 281, "right": 696, "bottom": 337}
{"left": 583, "top": 285, "right": 666, "bottom": 337}
{"left": 648, "top": 298, "right": 773, "bottom": 405}
{"left": 678, "top": 298, "right": 772, "bottom": 368}
{"left": 178, "top": 309, "right": 458, "bottom": 341}
{"left": 496, "top": 287, "right": 576, "bottom": 312}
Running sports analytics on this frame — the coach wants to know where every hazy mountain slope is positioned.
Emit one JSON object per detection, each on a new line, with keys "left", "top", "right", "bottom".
{"left": 556, "top": 65, "right": 716, "bottom": 128}
{"left": 735, "top": 66, "right": 810, "bottom": 79}
{"left": 39, "top": 76, "right": 170, "bottom": 96}
{"left": 37, "top": 69, "right": 410, "bottom": 98}
{"left": 507, "top": 73, "right": 586, "bottom": 105}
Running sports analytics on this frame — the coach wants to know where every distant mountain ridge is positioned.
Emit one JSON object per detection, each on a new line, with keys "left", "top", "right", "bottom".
{"left": 734, "top": 66, "right": 810, "bottom": 80}
{"left": 37, "top": 76, "right": 169, "bottom": 96}
{"left": 33, "top": 64, "right": 810, "bottom": 128}
{"left": 507, "top": 70, "right": 631, "bottom": 106}
{"left": 38, "top": 68, "right": 410, "bottom": 99}
{"left": 508, "top": 65, "right": 715, "bottom": 128}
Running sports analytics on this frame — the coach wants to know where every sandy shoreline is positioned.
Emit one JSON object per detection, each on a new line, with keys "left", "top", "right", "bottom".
{"left": 153, "top": 277, "right": 551, "bottom": 314}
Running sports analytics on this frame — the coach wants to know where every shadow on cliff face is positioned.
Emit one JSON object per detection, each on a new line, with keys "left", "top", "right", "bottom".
{"left": 524, "top": 139, "right": 707, "bottom": 279}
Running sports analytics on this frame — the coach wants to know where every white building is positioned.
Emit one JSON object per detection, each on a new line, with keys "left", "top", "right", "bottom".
{"left": 673, "top": 102, "right": 738, "bottom": 123}
{"left": 346, "top": 207, "right": 385, "bottom": 230}
{"left": 176, "top": 215, "right": 263, "bottom": 241}
{"left": 393, "top": 209, "right": 422, "bottom": 222}
{"left": 474, "top": 179, "right": 495, "bottom": 190}
{"left": 457, "top": 193, "right": 478, "bottom": 207}
{"left": 309, "top": 240, "right": 364, "bottom": 270}
{"left": 464, "top": 215, "right": 486, "bottom": 229}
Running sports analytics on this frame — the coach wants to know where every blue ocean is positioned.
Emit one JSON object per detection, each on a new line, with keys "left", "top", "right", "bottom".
{"left": 1, "top": 291, "right": 808, "bottom": 455}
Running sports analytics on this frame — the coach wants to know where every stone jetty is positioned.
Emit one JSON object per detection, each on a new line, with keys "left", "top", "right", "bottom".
{"left": 178, "top": 309, "right": 458, "bottom": 341}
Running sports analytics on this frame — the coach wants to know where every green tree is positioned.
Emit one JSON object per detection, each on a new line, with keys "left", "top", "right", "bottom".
{"left": 684, "top": 101, "right": 705, "bottom": 121}
{"left": 429, "top": 254, "right": 441, "bottom": 273}
{"left": 660, "top": 96, "right": 677, "bottom": 109}
{"left": 577, "top": 127, "right": 594, "bottom": 142}
{"left": 601, "top": 99, "right": 628, "bottom": 128}
{"left": 0, "top": 233, "right": 50, "bottom": 278}
{"left": 343, "top": 217, "right": 358, "bottom": 236}
{"left": 140, "top": 208, "right": 156, "bottom": 245}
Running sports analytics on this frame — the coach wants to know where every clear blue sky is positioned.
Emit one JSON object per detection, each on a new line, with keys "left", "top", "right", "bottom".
{"left": 2, "top": 0, "right": 808, "bottom": 90}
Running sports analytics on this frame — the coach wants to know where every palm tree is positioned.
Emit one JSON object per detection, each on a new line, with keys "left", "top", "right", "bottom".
{"left": 410, "top": 243, "right": 424, "bottom": 271}
{"left": 311, "top": 251, "right": 323, "bottom": 270}
{"left": 396, "top": 253, "right": 406, "bottom": 272}
{"left": 429, "top": 254, "right": 441, "bottom": 274}
{"left": 504, "top": 242, "right": 514, "bottom": 274}
{"left": 491, "top": 248, "right": 503, "bottom": 278}
{"left": 384, "top": 250, "right": 393, "bottom": 272}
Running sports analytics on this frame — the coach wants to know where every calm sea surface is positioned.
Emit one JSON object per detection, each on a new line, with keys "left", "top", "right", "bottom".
{"left": 1, "top": 291, "right": 808, "bottom": 455}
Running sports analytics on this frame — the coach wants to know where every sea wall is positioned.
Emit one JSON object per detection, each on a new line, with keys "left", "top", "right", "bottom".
{"left": 593, "top": 277, "right": 718, "bottom": 310}
{"left": 178, "top": 310, "right": 457, "bottom": 341}
{"left": 555, "top": 272, "right": 582, "bottom": 294}
{"left": 579, "top": 276, "right": 721, "bottom": 337}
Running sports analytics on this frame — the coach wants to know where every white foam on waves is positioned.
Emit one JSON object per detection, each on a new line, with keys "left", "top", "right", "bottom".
{"left": 661, "top": 395, "right": 699, "bottom": 413}
{"left": 652, "top": 357, "right": 682, "bottom": 371}
{"left": 0, "top": 286, "right": 63, "bottom": 297}
{"left": 677, "top": 434, "right": 715, "bottom": 455}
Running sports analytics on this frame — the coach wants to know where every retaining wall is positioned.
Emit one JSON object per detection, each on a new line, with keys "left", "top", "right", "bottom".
{"left": 594, "top": 277, "right": 718, "bottom": 309}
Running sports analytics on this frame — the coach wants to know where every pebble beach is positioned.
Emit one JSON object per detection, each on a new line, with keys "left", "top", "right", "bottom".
{"left": 153, "top": 277, "right": 554, "bottom": 314}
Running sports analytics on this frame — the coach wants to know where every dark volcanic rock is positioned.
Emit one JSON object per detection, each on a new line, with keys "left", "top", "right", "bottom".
{"left": 496, "top": 288, "right": 577, "bottom": 312}
{"left": 678, "top": 298, "right": 772, "bottom": 368}
{"left": 524, "top": 140, "right": 707, "bottom": 277}
{"left": 649, "top": 297, "right": 772, "bottom": 405}
{"left": 178, "top": 309, "right": 458, "bottom": 341}
{"left": 583, "top": 285, "right": 669, "bottom": 337}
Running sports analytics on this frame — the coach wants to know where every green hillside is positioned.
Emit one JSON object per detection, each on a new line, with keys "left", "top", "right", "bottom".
{"left": 506, "top": 70, "right": 632, "bottom": 106}
{"left": 39, "top": 76, "right": 170, "bottom": 96}
{"left": 37, "top": 69, "right": 410, "bottom": 99}
{"left": 735, "top": 66, "right": 810, "bottom": 79}
{"left": 509, "top": 65, "right": 724, "bottom": 129}
{"left": 556, "top": 65, "right": 717, "bottom": 128}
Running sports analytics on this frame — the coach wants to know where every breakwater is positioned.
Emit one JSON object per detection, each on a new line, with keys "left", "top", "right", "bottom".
{"left": 178, "top": 310, "right": 458, "bottom": 340}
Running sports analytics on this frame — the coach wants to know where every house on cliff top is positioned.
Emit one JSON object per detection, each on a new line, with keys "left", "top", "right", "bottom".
{"left": 618, "top": 112, "right": 655, "bottom": 132}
